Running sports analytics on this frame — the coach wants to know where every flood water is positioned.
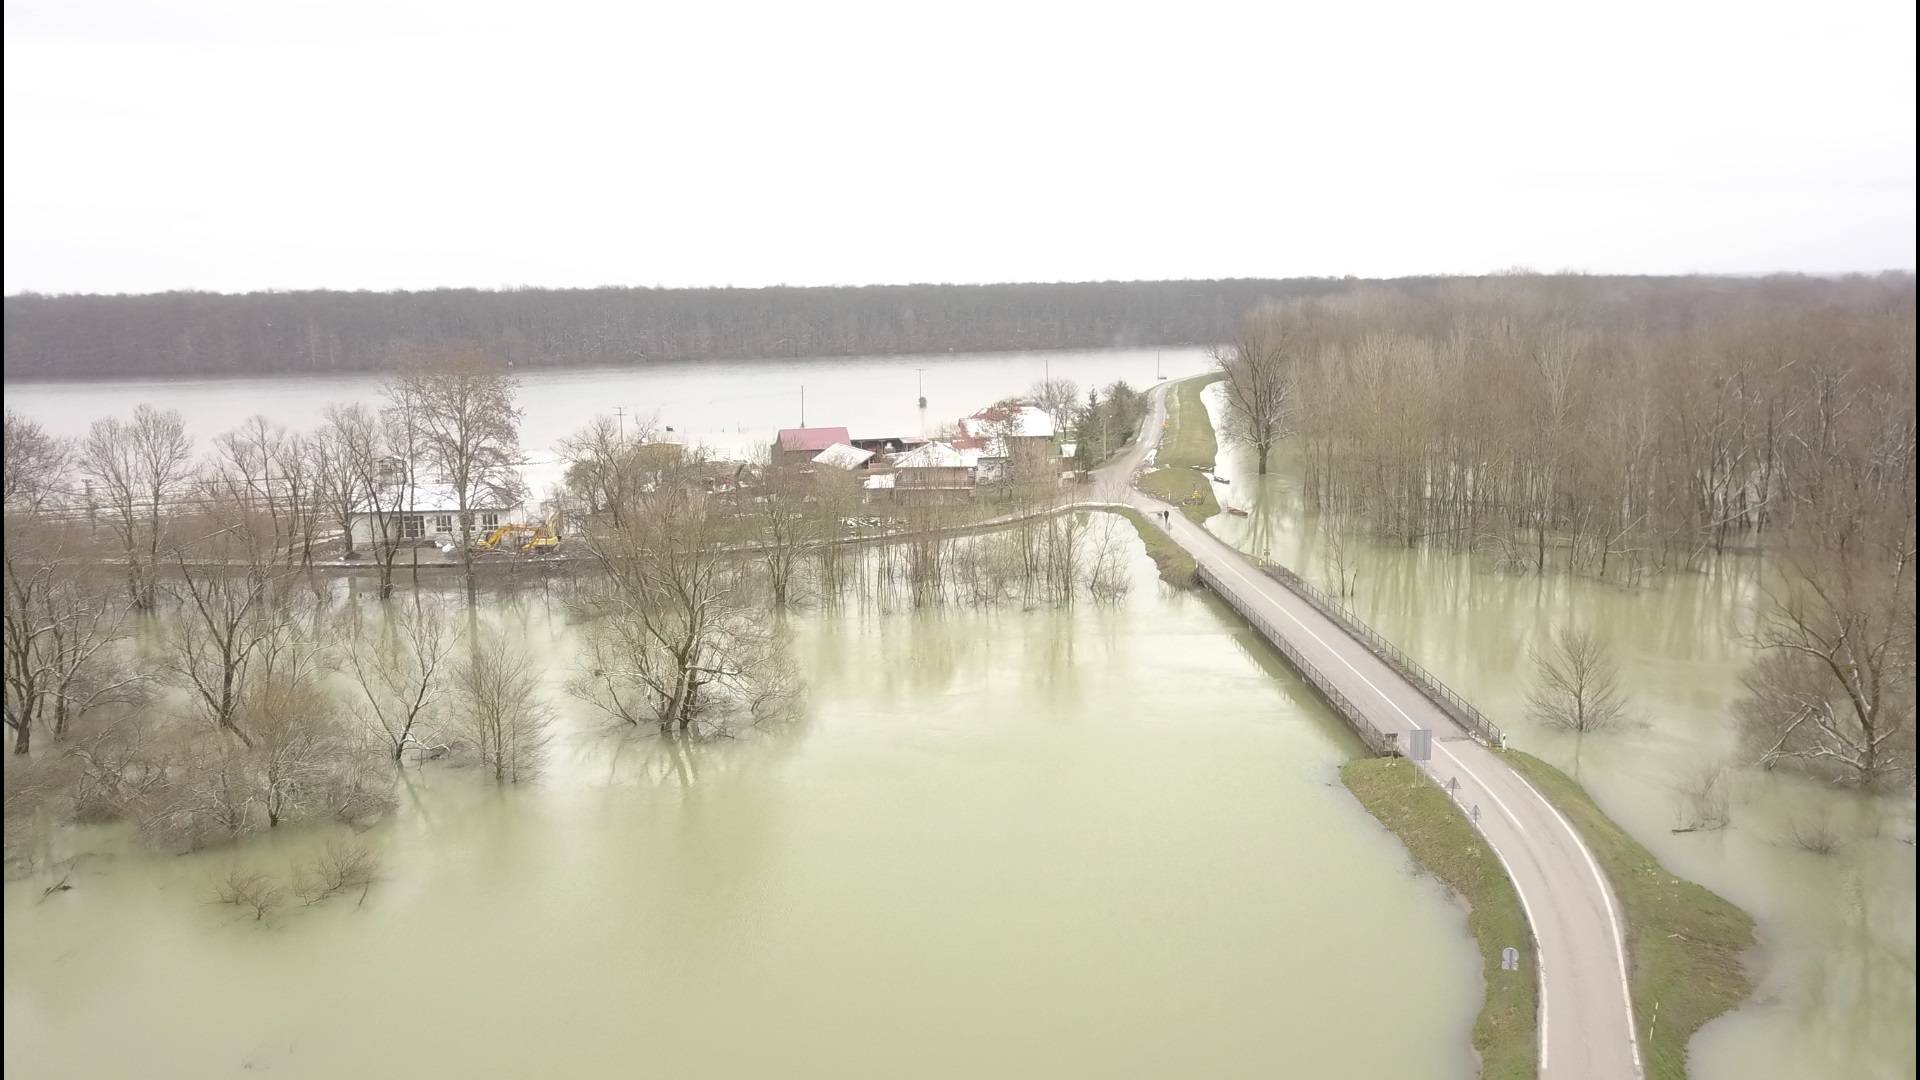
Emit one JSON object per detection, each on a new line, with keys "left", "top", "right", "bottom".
{"left": 1198, "top": 386, "right": 1919, "bottom": 1080}
{"left": 6, "top": 354, "right": 1912, "bottom": 1078}
{"left": 3, "top": 548, "right": 1485, "bottom": 1078}
{"left": 3, "top": 346, "right": 1214, "bottom": 494}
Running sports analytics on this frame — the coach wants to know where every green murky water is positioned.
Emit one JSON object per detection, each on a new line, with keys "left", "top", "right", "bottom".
{"left": 1201, "top": 384, "right": 1917, "bottom": 1080}
{"left": 4, "top": 545, "right": 1485, "bottom": 1078}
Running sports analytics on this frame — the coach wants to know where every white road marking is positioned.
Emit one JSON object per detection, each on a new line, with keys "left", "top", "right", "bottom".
{"left": 1506, "top": 770, "right": 1644, "bottom": 1078}
{"left": 1137, "top": 376, "right": 1639, "bottom": 1073}
{"left": 1180, "top": 522, "right": 1556, "bottom": 1072}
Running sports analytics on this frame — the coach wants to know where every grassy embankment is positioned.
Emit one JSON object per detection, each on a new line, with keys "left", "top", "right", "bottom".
{"left": 1112, "top": 506, "right": 1198, "bottom": 587}
{"left": 1138, "top": 374, "right": 1224, "bottom": 524}
{"left": 1343, "top": 758, "right": 1537, "bottom": 1080}
{"left": 1501, "top": 751, "right": 1755, "bottom": 1080}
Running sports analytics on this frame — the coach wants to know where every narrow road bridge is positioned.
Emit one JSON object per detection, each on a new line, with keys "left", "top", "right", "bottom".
{"left": 1095, "top": 377, "right": 1642, "bottom": 1080}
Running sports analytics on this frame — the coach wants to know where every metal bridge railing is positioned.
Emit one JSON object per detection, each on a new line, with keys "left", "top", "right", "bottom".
{"left": 1197, "top": 563, "right": 1399, "bottom": 756}
{"left": 1240, "top": 555, "right": 1506, "bottom": 749}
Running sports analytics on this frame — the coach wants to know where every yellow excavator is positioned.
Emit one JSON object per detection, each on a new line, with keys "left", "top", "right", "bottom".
{"left": 474, "top": 511, "right": 561, "bottom": 554}
{"left": 522, "top": 511, "right": 561, "bottom": 554}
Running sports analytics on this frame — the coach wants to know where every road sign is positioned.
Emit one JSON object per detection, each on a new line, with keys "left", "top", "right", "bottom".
{"left": 1501, "top": 947, "right": 1519, "bottom": 971}
{"left": 1406, "top": 727, "right": 1433, "bottom": 763}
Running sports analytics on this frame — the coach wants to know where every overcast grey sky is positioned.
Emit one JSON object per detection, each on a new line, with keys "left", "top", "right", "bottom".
{"left": 4, "top": 0, "right": 1914, "bottom": 295}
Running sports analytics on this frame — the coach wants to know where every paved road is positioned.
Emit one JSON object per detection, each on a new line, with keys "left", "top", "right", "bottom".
{"left": 1101, "top": 377, "right": 1642, "bottom": 1080}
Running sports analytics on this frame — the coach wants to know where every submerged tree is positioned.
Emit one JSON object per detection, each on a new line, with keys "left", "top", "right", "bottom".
{"left": 1741, "top": 530, "right": 1916, "bottom": 787}
{"left": 573, "top": 449, "right": 796, "bottom": 737}
{"left": 1216, "top": 301, "right": 1303, "bottom": 475}
{"left": 344, "top": 596, "right": 459, "bottom": 761}
{"left": 1526, "top": 626, "right": 1629, "bottom": 733}
{"left": 2, "top": 522, "right": 145, "bottom": 755}
{"left": 453, "top": 628, "right": 551, "bottom": 782}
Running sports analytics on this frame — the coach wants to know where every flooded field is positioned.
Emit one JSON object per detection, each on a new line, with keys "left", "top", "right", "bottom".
{"left": 3, "top": 546, "right": 1486, "bottom": 1079}
{"left": 1199, "top": 385, "right": 1918, "bottom": 1080}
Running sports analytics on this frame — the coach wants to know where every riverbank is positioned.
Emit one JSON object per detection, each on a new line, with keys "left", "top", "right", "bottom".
{"left": 1501, "top": 751, "right": 1755, "bottom": 1080}
{"left": 1343, "top": 758, "right": 1537, "bottom": 1080}
{"left": 1138, "top": 373, "right": 1223, "bottom": 523}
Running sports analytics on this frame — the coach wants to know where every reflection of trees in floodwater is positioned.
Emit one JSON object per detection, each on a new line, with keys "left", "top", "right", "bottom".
{"left": 1205, "top": 406, "right": 1916, "bottom": 1079}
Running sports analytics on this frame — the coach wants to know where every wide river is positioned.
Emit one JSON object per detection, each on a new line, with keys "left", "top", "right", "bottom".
{"left": 3, "top": 346, "right": 1214, "bottom": 495}
{"left": 3, "top": 351, "right": 1915, "bottom": 1078}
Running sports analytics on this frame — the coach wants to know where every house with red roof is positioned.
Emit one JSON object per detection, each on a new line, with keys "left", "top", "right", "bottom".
{"left": 775, "top": 426, "right": 852, "bottom": 466}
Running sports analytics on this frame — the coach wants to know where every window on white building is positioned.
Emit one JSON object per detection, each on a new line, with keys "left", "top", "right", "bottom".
{"left": 435, "top": 515, "right": 453, "bottom": 534}
{"left": 401, "top": 515, "right": 424, "bottom": 539}
{"left": 481, "top": 512, "right": 500, "bottom": 529}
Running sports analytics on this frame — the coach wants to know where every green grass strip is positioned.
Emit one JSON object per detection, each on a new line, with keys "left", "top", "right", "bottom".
{"left": 1500, "top": 751, "right": 1755, "bottom": 1080}
{"left": 1142, "top": 373, "right": 1225, "bottom": 523}
{"left": 1113, "top": 506, "right": 1198, "bottom": 587}
{"left": 1343, "top": 758, "right": 1538, "bottom": 1080}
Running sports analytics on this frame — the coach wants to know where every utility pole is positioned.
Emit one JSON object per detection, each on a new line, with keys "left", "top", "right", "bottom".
{"left": 916, "top": 368, "right": 927, "bottom": 409}
{"left": 799, "top": 385, "right": 806, "bottom": 427}
{"left": 614, "top": 405, "right": 626, "bottom": 443}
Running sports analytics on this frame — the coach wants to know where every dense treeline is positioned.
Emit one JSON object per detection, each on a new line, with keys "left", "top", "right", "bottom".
{"left": 3, "top": 279, "right": 1359, "bottom": 379}
{"left": 1214, "top": 272, "right": 1917, "bottom": 786}
{"left": 1251, "top": 272, "right": 1916, "bottom": 571}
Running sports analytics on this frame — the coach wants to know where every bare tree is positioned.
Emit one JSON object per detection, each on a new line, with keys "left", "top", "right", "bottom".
{"left": 753, "top": 457, "right": 827, "bottom": 607}
{"left": 1741, "top": 537, "right": 1915, "bottom": 787}
{"left": 1526, "top": 626, "right": 1629, "bottom": 733}
{"left": 311, "top": 405, "right": 369, "bottom": 559}
{"left": 162, "top": 517, "right": 311, "bottom": 748}
{"left": 3, "top": 520, "right": 146, "bottom": 755}
{"left": 387, "top": 348, "right": 525, "bottom": 592}
{"left": 1672, "top": 764, "right": 1731, "bottom": 832}
{"left": 1215, "top": 302, "right": 1304, "bottom": 475}
{"left": 3, "top": 409, "right": 70, "bottom": 512}
{"left": 1027, "top": 377, "right": 1081, "bottom": 434}
{"left": 214, "top": 869, "right": 285, "bottom": 922}
{"left": 557, "top": 412, "right": 655, "bottom": 525}
{"left": 453, "top": 628, "right": 551, "bottom": 782}
{"left": 293, "top": 840, "right": 381, "bottom": 906}
{"left": 573, "top": 452, "right": 794, "bottom": 737}
{"left": 78, "top": 405, "right": 194, "bottom": 608}
{"left": 345, "top": 596, "right": 459, "bottom": 760}
{"left": 247, "top": 676, "right": 347, "bottom": 828}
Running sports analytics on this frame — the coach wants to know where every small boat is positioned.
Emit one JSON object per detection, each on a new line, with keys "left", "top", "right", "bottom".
{"left": 1226, "top": 506, "right": 1249, "bottom": 517}
{"left": 1211, "top": 474, "right": 1229, "bottom": 485}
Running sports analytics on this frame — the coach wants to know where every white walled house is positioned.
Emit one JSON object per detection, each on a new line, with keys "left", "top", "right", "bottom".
{"left": 346, "top": 482, "right": 525, "bottom": 550}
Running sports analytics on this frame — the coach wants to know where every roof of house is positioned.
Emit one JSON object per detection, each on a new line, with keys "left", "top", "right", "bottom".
{"left": 890, "top": 441, "right": 980, "bottom": 469}
{"left": 812, "top": 443, "right": 876, "bottom": 470}
{"left": 960, "top": 404, "right": 1056, "bottom": 439}
{"left": 850, "top": 435, "right": 927, "bottom": 453}
{"left": 777, "top": 426, "right": 852, "bottom": 453}
{"left": 354, "top": 482, "right": 522, "bottom": 516}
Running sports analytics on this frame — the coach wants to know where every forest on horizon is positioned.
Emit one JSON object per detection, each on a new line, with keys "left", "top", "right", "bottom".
{"left": 4, "top": 273, "right": 1909, "bottom": 380}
